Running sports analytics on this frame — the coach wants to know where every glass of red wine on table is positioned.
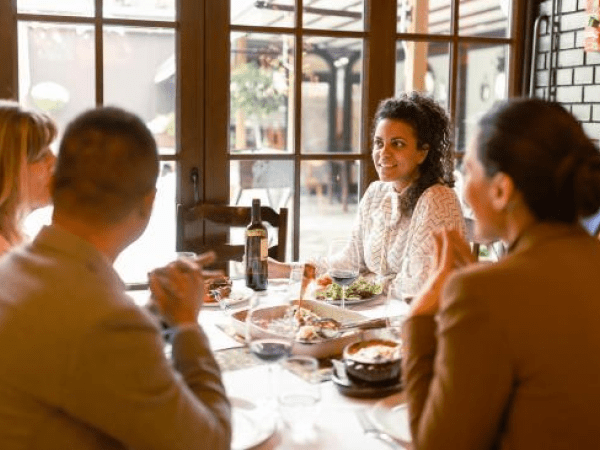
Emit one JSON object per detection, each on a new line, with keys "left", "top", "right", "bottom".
{"left": 245, "top": 275, "right": 298, "bottom": 408}
{"left": 327, "top": 239, "right": 360, "bottom": 309}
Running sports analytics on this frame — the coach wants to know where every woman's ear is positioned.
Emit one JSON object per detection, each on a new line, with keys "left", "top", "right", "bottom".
{"left": 418, "top": 143, "right": 430, "bottom": 164}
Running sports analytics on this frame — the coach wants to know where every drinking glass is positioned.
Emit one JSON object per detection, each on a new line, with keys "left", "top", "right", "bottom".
{"left": 246, "top": 288, "right": 296, "bottom": 405}
{"left": 327, "top": 239, "right": 359, "bottom": 308}
{"left": 286, "top": 264, "right": 304, "bottom": 301}
{"left": 278, "top": 355, "right": 321, "bottom": 444}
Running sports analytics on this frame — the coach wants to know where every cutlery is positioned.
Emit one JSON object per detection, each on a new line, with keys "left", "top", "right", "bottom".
{"left": 356, "top": 409, "right": 407, "bottom": 450}
{"left": 312, "top": 316, "right": 389, "bottom": 339}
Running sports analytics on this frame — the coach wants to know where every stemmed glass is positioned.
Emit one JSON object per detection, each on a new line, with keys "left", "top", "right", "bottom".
{"left": 246, "top": 288, "right": 296, "bottom": 405}
{"left": 327, "top": 239, "right": 359, "bottom": 309}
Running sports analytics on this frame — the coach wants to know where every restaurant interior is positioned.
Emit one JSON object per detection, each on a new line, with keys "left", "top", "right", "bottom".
{"left": 1, "top": 1, "right": 599, "bottom": 449}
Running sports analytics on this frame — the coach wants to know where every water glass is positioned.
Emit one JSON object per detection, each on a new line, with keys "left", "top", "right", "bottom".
{"left": 287, "top": 264, "right": 304, "bottom": 301}
{"left": 278, "top": 355, "right": 321, "bottom": 444}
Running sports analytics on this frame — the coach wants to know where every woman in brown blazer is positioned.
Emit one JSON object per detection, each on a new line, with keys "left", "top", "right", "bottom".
{"left": 403, "top": 98, "right": 600, "bottom": 449}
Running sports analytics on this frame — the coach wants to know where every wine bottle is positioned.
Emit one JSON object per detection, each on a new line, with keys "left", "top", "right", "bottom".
{"left": 245, "top": 198, "right": 268, "bottom": 291}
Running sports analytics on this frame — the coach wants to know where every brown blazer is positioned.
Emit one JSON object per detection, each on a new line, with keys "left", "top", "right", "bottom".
{"left": 403, "top": 223, "right": 600, "bottom": 450}
{"left": 0, "top": 225, "right": 231, "bottom": 450}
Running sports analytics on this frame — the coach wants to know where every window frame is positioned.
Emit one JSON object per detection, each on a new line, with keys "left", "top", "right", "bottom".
{"left": 0, "top": 0, "right": 530, "bottom": 264}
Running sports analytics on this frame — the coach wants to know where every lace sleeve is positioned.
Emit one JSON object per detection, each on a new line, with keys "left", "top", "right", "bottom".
{"left": 390, "top": 186, "right": 466, "bottom": 301}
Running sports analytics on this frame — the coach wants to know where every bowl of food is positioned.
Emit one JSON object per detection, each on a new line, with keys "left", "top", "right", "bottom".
{"left": 342, "top": 339, "right": 402, "bottom": 384}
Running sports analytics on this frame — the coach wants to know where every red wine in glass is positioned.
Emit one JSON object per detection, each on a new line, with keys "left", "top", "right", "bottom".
{"left": 330, "top": 271, "right": 358, "bottom": 287}
{"left": 249, "top": 338, "right": 292, "bottom": 363}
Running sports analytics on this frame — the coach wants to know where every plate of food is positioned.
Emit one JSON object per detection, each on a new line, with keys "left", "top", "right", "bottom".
{"left": 229, "top": 299, "right": 370, "bottom": 359}
{"left": 314, "top": 275, "right": 383, "bottom": 305}
{"left": 203, "top": 277, "right": 254, "bottom": 309}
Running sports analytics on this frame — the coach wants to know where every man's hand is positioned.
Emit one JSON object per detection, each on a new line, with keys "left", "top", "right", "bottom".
{"left": 410, "top": 228, "right": 475, "bottom": 316}
{"left": 148, "top": 251, "right": 223, "bottom": 326}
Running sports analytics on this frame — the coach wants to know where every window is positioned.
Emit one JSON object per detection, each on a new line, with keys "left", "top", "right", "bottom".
{"left": 0, "top": 0, "right": 526, "bottom": 279}
{"left": 9, "top": 0, "right": 177, "bottom": 283}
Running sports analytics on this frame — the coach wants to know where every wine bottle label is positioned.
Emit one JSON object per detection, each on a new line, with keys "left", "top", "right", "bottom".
{"left": 247, "top": 230, "right": 266, "bottom": 238}
{"left": 260, "top": 237, "right": 268, "bottom": 260}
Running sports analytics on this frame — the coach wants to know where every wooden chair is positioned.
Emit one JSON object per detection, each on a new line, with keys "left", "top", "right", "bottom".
{"left": 176, "top": 203, "right": 288, "bottom": 271}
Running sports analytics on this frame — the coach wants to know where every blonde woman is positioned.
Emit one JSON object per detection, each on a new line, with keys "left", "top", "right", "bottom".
{"left": 0, "top": 101, "right": 57, "bottom": 254}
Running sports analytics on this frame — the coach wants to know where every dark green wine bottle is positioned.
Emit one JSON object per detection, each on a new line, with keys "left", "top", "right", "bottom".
{"left": 245, "top": 198, "right": 268, "bottom": 291}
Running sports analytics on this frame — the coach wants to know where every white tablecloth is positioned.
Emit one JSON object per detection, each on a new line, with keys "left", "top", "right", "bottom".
{"left": 128, "top": 285, "right": 412, "bottom": 449}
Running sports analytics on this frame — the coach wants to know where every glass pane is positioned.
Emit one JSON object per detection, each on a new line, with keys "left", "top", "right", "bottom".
{"left": 231, "top": 0, "right": 294, "bottom": 28}
{"left": 230, "top": 33, "right": 294, "bottom": 155}
{"left": 455, "top": 43, "right": 509, "bottom": 154}
{"left": 230, "top": 159, "right": 294, "bottom": 209}
{"left": 229, "top": 159, "right": 294, "bottom": 270}
{"left": 104, "top": 0, "right": 175, "bottom": 21}
{"left": 395, "top": 40, "right": 450, "bottom": 109}
{"left": 303, "top": 0, "right": 364, "bottom": 32}
{"left": 104, "top": 26, "right": 176, "bottom": 156}
{"left": 17, "top": 0, "right": 94, "bottom": 16}
{"left": 299, "top": 160, "right": 359, "bottom": 261}
{"left": 18, "top": 22, "right": 95, "bottom": 137}
{"left": 459, "top": 0, "right": 511, "bottom": 37}
{"left": 114, "top": 162, "right": 176, "bottom": 284}
{"left": 397, "top": 0, "right": 451, "bottom": 35}
{"left": 302, "top": 37, "right": 362, "bottom": 154}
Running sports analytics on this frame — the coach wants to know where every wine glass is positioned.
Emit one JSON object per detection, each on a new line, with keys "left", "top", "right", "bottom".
{"left": 327, "top": 239, "right": 359, "bottom": 309}
{"left": 246, "top": 289, "right": 296, "bottom": 406}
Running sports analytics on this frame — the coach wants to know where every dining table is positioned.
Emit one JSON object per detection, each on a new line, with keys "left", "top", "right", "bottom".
{"left": 128, "top": 279, "right": 413, "bottom": 450}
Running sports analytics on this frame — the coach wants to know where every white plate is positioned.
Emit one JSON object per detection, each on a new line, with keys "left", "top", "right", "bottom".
{"left": 325, "top": 293, "right": 382, "bottom": 306}
{"left": 231, "top": 397, "right": 276, "bottom": 450}
{"left": 204, "top": 287, "right": 255, "bottom": 309}
{"left": 368, "top": 393, "right": 412, "bottom": 445}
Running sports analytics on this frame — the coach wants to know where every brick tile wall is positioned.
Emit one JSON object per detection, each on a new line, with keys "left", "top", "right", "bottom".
{"left": 535, "top": 1, "right": 599, "bottom": 142}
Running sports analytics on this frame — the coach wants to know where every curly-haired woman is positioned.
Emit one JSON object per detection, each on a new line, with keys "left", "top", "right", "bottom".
{"left": 270, "top": 92, "right": 465, "bottom": 300}
{"left": 0, "top": 101, "right": 57, "bottom": 255}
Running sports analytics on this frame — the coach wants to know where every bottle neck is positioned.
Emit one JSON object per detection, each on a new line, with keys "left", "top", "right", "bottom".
{"left": 251, "top": 203, "right": 261, "bottom": 223}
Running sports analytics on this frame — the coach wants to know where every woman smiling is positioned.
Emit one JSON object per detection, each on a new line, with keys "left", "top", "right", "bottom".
{"left": 270, "top": 92, "right": 465, "bottom": 300}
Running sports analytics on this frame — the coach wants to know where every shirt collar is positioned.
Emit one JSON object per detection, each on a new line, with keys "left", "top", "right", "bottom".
{"left": 33, "top": 224, "right": 124, "bottom": 289}
{"left": 509, "top": 221, "right": 588, "bottom": 255}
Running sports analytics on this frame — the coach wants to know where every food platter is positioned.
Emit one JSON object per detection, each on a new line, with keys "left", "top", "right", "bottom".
{"left": 230, "top": 299, "right": 368, "bottom": 359}
{"left": 203, "top": 286, "right": 255, "bottom": 309}
{"left": 323, "top": 294, "right": 383, "bottom": 306}
{"left": 313, "top": 276, "right": 383, "bottom": 306}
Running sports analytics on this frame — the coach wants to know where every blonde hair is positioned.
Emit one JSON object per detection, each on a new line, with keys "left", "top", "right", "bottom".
{"left": 0, "top": 100, "right": 57, "bottom": 245}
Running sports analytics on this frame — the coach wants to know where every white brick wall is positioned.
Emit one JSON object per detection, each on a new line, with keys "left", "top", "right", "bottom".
{"left": 535, "top": 1, "right": 600, "bottom": 142}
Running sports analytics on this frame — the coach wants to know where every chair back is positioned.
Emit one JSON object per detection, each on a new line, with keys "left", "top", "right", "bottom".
{"left": 176, "top": 203, "right": 288, "bottom": 271}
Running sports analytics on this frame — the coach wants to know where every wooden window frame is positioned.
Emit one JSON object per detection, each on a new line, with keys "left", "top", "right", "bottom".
{"left": 0, "top": 0, "right": 529, "bottom": 263}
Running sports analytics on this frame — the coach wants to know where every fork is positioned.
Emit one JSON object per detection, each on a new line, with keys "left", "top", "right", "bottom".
{"left": 356, "top": 409, "right": 407, "bottom": 450}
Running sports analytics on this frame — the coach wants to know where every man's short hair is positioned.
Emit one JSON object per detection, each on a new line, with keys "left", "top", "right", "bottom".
{"left": 53, "top": 107, "right": 159, "bottom": 224}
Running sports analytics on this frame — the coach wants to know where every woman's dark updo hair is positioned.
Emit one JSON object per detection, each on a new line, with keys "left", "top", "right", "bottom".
{"left": 372, "top": 92, "right": 455, "bottom": 213}
{"left": 476, "top": 97, "right": 600, "bottom": 223}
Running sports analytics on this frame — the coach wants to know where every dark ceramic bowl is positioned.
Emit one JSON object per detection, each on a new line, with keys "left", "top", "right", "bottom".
{"left": 342, "top": 339, "right": 402, "bottom": 384}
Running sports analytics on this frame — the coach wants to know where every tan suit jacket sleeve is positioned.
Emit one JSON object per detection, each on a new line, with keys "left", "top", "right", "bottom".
{"left": 61, "top": 307, "right": 231, "bottom": 450}
{"left": 402, "top": 273, "right": 512, "bottom": 450}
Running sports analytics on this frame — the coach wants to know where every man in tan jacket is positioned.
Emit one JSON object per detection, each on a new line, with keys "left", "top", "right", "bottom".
{"left": 0, "top": 107, "right": 231, "bottom": 449}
